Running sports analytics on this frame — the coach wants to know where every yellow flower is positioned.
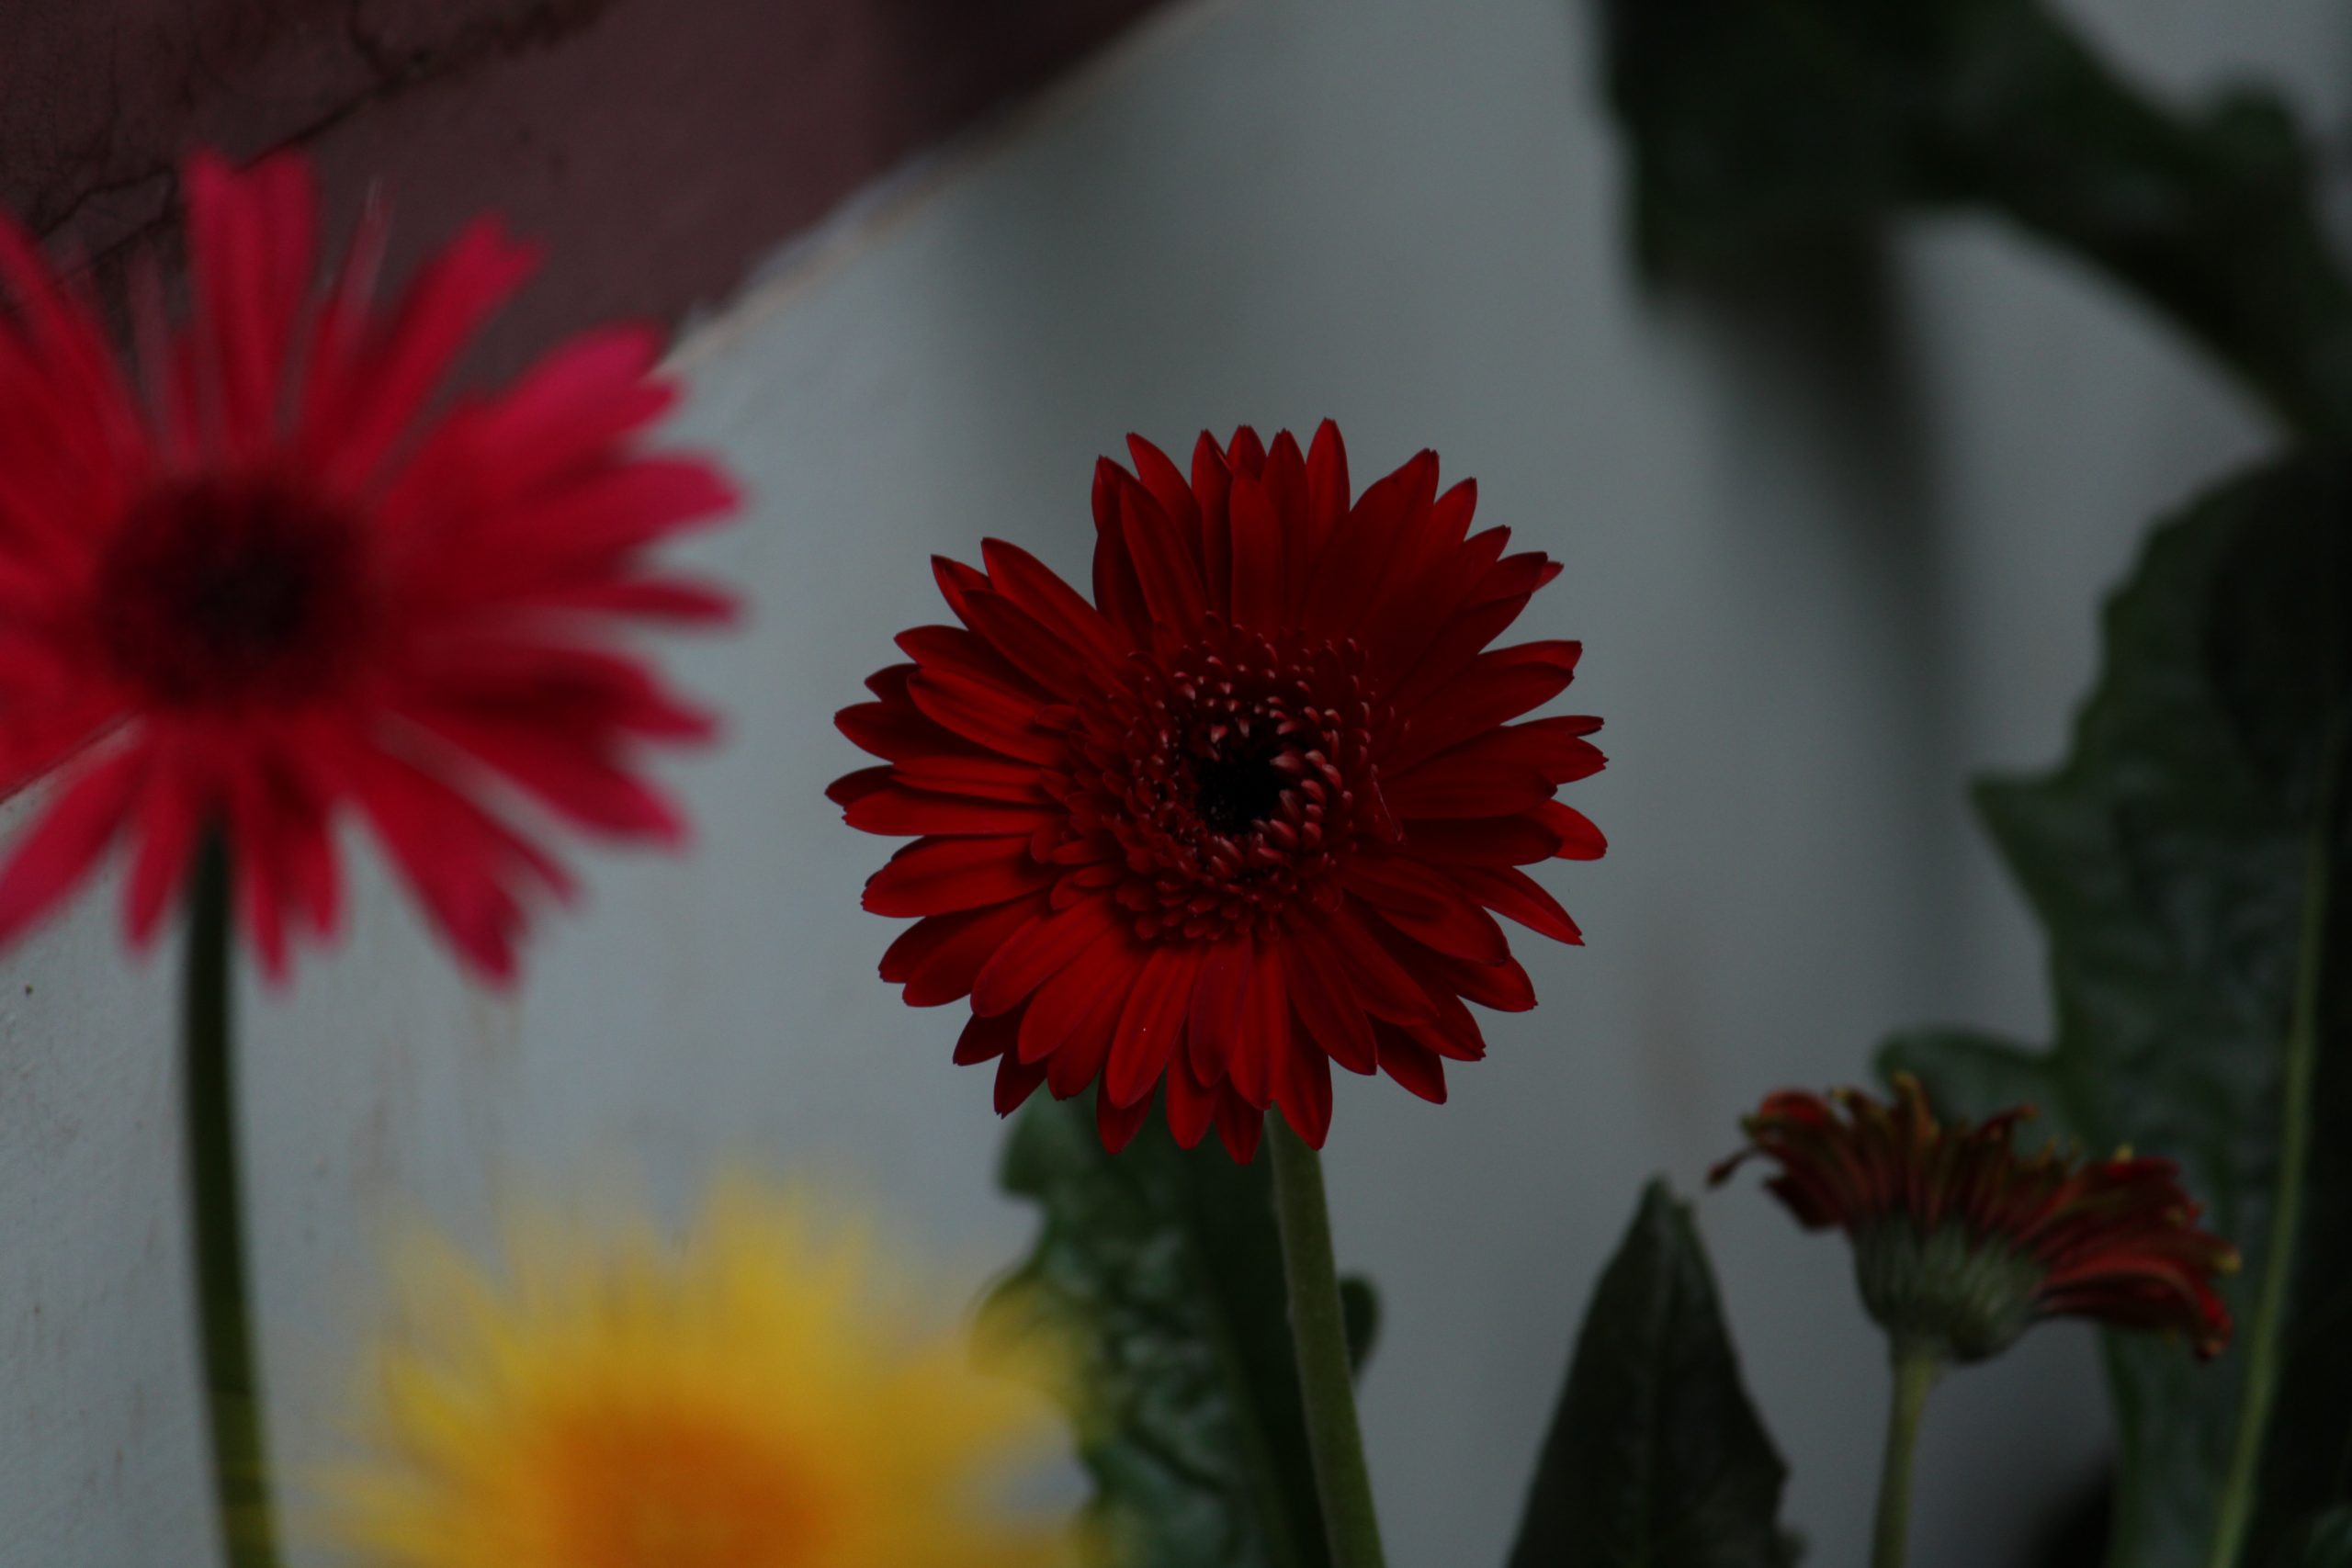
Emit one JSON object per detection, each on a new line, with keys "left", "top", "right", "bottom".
{"left": 325, "top": 1183, "right": 1077, "bottom": 1568}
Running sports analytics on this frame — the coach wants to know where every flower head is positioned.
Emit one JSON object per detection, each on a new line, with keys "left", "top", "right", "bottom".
{"left": 328, "top": 1183, "right": 1076, "bottom": 1568}
{"left": 1712, "top": 1076, "right": 2237, "bottom": 1362}
{"left": 832, "top": 423, "right": 1603, "bottom": 1157}
{"left": 0, "top": 151, "right": 736, "bottom": 979}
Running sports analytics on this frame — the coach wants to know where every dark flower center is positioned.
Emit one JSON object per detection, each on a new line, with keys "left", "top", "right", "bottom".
{"left": 97, "top": 479, "right": 371, "bottom": 705}
{"left": 1191, "top": 744, "right": 1285, "bottom": 835}
{"left": 1058, "top": 627, "right": 1400, "bottom": 944}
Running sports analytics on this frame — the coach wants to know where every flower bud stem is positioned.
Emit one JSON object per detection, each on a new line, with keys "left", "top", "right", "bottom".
{"left": 1871, "top": 1345, "right": 1941, "bottom": 1568}
{"left": 185, "top": 837, "right": 285, "bottom": 1568}
{"left": 1267, "top": 1115, "right": 1387, "bottom": 1568}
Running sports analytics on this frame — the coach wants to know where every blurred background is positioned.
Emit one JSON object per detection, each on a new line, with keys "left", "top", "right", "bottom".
{"left": 3, "top": 0, "right": 2345, "bottom": 1563}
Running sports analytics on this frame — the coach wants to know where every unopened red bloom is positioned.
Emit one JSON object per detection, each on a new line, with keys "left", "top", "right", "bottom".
{"left": 0, "top": 152, "right": 736, "bottom": 979}
{"left": 1713, "top": 1076, "right": 2237, "bottom": 1361}
{"left": 832, "top": 423, "right": 1603, "bottom": 1158}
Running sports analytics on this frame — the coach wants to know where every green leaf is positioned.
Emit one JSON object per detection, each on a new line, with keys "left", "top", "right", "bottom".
{"left": 2277, "top": 1514, "right": 2352, "bottom": 1568}
{"left": 1507, "top": 1179, "right": 1789, "bottom": 1568}
{"left": 1883, "top": 456, "right": 2352, "bottom": 1568}
{"left": 2279, "top": 1511, "right": 2352, "bottom": 1568}
{"left": 1340, "top": 1275, "right": 1381, "bottom": 1374}
{"left": 1593, "top": 0, "right": 2352, "bottom": 436}
{"left": 984, "top": 1094, "right": 1351, "bottom": 1568}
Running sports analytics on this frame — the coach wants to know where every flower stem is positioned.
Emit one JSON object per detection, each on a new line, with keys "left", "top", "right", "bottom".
{"left": 1871, "top": 1346, "right": 1941, "bottom": 1568}
{"left": 2203, "top": 730, "right": 2342, "bottom": 1568}
{"left": 1265, "top": 1115, "right": 1386, "bottom": 1568}
{"left": 185, "top": 838, "right": 283, "bottom": 1568}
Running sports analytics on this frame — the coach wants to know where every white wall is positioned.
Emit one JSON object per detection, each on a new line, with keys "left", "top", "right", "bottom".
{"left": 4, "top": 1, "right": 2346, "bottom": 1563}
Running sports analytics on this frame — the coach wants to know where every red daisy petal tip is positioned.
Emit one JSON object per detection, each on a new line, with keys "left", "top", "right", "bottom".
{"left": 1713, "top": 1074, "right": 2239, "bottom": 1363}
{"left": 834, "top": 425, "right": 1602, "bottom": 1157}
{"left": 0, "top": 150, "right": 738, "bottom": 978}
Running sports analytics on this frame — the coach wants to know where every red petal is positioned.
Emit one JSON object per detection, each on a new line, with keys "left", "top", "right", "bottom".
{"left": 1105, "top": 944, "right": 1201, "bottom": 1107}
{"left": 1125, "top": 434, "right": 1203, "bottom": 559}
{"left": 834, "top": 694, "right": 986, "bottom": 764}
{"left": 342, "top": 745, "right": 571, "bottom": 981}
{"left": 1046, "top": 983, "right": 1125, "bottom": 1098}
{"left": 960, "top": 589, "right": 1100, "bottom": 702}
{"left": 1326, "top": 900, "right": 1446, "bottom": 1021}
{"left": 881, "top": 897, "right": 1043, "bottom": 1007}
{"left": 1274, "top": 1027, "right": 1335, "bottom": 1148}
{"left": 1165, "top": 1058, "right": 1217, "bottom": 1149}
{"left": 955, "top": 1010, "right": 1020, "bottom": 1065}
{"left": 1304, "top": 421, "right": 1350, "bottom": 548}
{"left": 970, "top": 894, "right": 1118, "bottom": 1016}
{"left": 313, "top": 216, "right": 539, "bottom": 491}
{"left": 896, "top": 624, "right": 1041, "bottom": 699}
{"left": 842, "top": 784, "right": 1055, "bottom": 838}
{"left": 124, "top": 741, "right": 207, "bottom": 949}
{"left": 907, "top": 670, "right": 1061, "bottom": 764}
{"left": 1450, "top": 863, "right": 1583, "bottom": 944}
{"left": 890, "top": 752, "right": 1048, "bottom": 805}
{"left": 1226, "top": 425, "right": 1268, "bottom": 477}
{"left": 0, "top": 747, "right": 143, "bottom": 948}
{"left": 1343, "top": 859, "right": 1510, "bottom": 964}
{"left": 1282, "top": 927, "right": 1377, "bottom": 1076}
{"left": 1090, "top": 457, "right": 1153, "bottom": 642}
{"left": 1534, "top": 802, "right": 1608, "bottom": 860}
{"left": 1376, "top": 1024, "right": 1450, "bottom": 1103}
{"left": 980, "top": 538, "right": 1130, "bottom": 666}
{"left": 864, "top": 836, "right": 1051, "bottom": 917}
{"left": 1097, "top": 1086, "right": 1152, "bottom": 1151}
{"left": 995, "top": 1051, "right": 1048, "bottom": 1116}
{"left": 1117, "top": 477, "right": 1208, "bottom": 630}
{"left": 1186, "top": 937, "right": 1252, "bottom": 1085}
{"left": 1302, "top": 449, "right": 1437, "bottom": 638}
{"left": 1418, "top": 946, "right": 1537, "bottom": 1012}
{"left": 1402, "top": 814, "right": 1562, "bottom": 866}
{"left": 1228, "top": 942, "right": 1288, "bottom": 1110}
{"left": 1227, "top": 472, "right": 1286, "bottom": 634}
{"left": 1216, "top": 1091, "right": 1265, "bottom": 1162}
{"left": 1389, "top": 641, "right": 1582, "bottom": 773}
{"left": 1020, "top": 924, "right": 1136, "bottom": 1063}
{"left": 1384, "top": 762, "right": 1555, "bottom": 819}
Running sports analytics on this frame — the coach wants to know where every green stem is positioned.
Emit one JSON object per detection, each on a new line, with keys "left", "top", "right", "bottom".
{"left": 1871, "top": 1347, "right": 1941, "bottom": 1568}
{"left": 2203, "top": 738, "right": 2340, "bottom": 1568}
{"left": 185, "top": 838, "right": 283, "bottom": 1568}
{"left": 1266, "top": 1116, "right": 1387, "bottom": 1568}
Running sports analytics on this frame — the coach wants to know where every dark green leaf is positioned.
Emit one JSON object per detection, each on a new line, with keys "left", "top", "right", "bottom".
{"left": 984, "top": 1095, "right": 1349, "bottom": 1568}
{"left": 1883, "top": 456, "right": 2352, "bottom": 1568}
{"left": 2278, "top": 1510, "right": 2352, "bottom": 1568}
{"left": 1507, "top": 1179, "right": 1789, "bottom": 1568}
{"left": 1340, "top": 1275, "right": 1381, "bottom": 1374}
{"left": 1594, "top": 0, "right": 2352, "bottom": 436}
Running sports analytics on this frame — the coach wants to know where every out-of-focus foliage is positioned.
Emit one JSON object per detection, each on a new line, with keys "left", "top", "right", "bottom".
{"left": 1596, "top": 0, "right": 2352, "bottom": 436}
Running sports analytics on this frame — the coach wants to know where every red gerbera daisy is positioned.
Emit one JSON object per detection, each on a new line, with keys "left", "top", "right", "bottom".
{"left": 0, "top": 152, "right": 736, "bottom": 980}
{"left": 831, "top": 423, "right": 1604, "bottom": 1159}
{"left": 1712, "top": 1076, "right": 2238, "bottom": 1362}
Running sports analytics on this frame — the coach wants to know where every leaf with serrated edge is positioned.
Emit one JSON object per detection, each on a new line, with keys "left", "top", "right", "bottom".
{"left": 984, "top": 1094, "right": 1373, "bottom": 1568}
{"left": 1885, "top": 457, "right": 2352, "bottom": 1568}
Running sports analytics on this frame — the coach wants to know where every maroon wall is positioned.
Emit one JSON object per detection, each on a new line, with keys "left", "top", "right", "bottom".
{"left": 1, "top": 0, "right": 1166, "bottom": 371}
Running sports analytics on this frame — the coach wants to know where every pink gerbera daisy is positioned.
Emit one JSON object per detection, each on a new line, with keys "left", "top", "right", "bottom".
{"left": 0, "top": 151, "right": 737, "bottom": 979}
